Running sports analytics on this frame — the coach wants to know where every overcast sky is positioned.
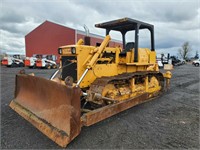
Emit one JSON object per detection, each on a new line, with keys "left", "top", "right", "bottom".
{"left": 0, "top": 0, "right": 200, "bottom": 57}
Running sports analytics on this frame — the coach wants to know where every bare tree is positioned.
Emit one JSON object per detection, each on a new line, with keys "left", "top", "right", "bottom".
{"left": 194, "top": 50, "right": 199, "bottom": 59}
{"left": 178, "top": 42, "right": 192, "bottom": 59}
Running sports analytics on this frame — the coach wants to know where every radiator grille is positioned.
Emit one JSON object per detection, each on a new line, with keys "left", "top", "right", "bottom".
{"left": 61, "top": 56, "right": 77, "bottom": 82}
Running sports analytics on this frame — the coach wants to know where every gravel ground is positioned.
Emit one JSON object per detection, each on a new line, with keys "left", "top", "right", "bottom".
{"left": 1, "top": 64, "right": 200, "bottom": 149}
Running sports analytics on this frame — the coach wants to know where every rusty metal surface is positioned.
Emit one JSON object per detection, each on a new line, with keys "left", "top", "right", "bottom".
{"left": 89, "top": 71, "right": 164, "bottom": 97}
{"left": 83, "top": 71, "right": 164, "bottom": 126}
{"left": 82, "top": 93, "right": 151, "bottom": 126}
{"left": 9, "top": 72, "right": 165, "bottom": 147}
{"left": 9, "top": 74, "right": 81, "bottom": 147}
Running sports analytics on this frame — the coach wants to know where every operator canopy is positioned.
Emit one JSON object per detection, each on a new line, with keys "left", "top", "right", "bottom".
{"left": 95, "top": 17, "right": 154, "bottom": 32}
{"left": 95, "top": 17, "right": 155, "bottom": 62}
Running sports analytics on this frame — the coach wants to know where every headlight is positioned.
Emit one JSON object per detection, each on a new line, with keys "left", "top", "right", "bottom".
{"left": 58, "top": 48, "right": 62, "bottom": 54}
{"left": 71, "top": 47, "right": 76, "bottom": 54}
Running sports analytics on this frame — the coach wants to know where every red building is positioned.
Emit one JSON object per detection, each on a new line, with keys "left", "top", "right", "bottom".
{"left": 25, "top": 21, "right": 122, "bottom": 63}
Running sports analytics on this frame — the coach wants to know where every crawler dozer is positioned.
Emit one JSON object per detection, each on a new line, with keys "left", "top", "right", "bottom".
{"left": 10, "top": 18, "right": 172, "bottom": 147}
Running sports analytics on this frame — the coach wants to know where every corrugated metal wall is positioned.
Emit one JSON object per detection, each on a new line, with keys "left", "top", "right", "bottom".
{"left": 25, "top": 21, "right": 75, "bottom": 63}
{"left": 25, "top": 21, "right": 122, "bottom": 63}
{"left": 77, "top": 31, "right": 123, "bottom": 47}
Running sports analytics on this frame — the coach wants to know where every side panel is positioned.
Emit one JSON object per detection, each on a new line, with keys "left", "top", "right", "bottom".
{"left": 150, "top": 51, "right": 156, "bottom": 64}
{"left": 61, "top": 56, "right": 77, "bottom": 81}
{"left": 81, "top": 64, "right": 118, "bottom": 88}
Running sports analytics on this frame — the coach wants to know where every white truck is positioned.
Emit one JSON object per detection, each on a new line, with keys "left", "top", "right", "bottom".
{"left": 35, "top": 54, "right": 57, "bottom": 69}
{"left": 24, "top": 56, "right": 37, "bottom": 68}
{"left": 192, "top": 59, "right": 200, "bottom": 67}
{"left": 1, "top": 55, "right": 24, "bottom": 67}
{"left": 156, "top": 53, "right": 172, "bottom": 68}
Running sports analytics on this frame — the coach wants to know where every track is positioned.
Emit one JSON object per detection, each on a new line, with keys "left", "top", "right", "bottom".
{"left": 87, "top": 71, "right": 164, "bottom": 106}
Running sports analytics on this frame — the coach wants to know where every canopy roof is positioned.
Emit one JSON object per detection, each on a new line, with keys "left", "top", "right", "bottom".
{"left": 95, "top": 17, "right": 154, "bottom": 32}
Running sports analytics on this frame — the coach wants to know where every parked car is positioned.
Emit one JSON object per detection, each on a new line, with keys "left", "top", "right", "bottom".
{"left": 1, "top": 55, "right": 24, "bottom": 67}
{"left": 156, "top": 53, "right": 172, "bottom": 68}
{"left": 170, "top": 56, "right": 185, "bottom": 66}
{"left": 192, "top": 59, "right": 200, "bottom": 67}
{"left": 179, "top": 59, "right": 186, "bottom": 64}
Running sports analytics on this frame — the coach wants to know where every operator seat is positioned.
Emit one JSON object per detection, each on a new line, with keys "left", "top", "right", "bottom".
{"left": 120, "top": 42, "right": 135, "bottom": 56}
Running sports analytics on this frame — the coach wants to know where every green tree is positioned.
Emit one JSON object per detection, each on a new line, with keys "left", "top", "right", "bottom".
{"left": 178, "top": 42, "right": 192, "bottom": 59}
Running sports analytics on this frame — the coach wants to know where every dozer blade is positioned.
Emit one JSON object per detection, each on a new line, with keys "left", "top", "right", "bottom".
{"left": 9, "top": 74, "right": 81, "bottom": 147}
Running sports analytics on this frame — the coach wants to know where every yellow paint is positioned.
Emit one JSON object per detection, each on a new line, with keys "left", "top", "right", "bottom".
{"left": 76, "top": 39, "right": 84, "bottom": 45}
{"left": 163, "top": 71, "right": 172, "bottom": 79}
{"left": 148, "top": 76, "right": 161, "bottom": 93}
{"left": 58, "top": 36, "right": 171, "bottom": 89}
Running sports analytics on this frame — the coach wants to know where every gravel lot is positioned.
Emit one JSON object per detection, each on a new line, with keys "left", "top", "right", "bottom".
{"left": 1, "top": 64, "right": 200, "bottom": 149}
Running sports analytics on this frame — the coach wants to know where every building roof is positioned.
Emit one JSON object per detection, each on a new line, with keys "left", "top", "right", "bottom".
{"left": 76, "top": 30, "right": 122, "bottom": 43}
{"left": 25, "top": 20, "right": 122, "bottom": 43}
{"left": 25, "top": 20, "right": 75, "bottom": 37}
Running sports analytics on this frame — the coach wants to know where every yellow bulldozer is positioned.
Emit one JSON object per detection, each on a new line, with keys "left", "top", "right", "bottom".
{"left": 10, "top": 18, "right": 172, "bottom": 147}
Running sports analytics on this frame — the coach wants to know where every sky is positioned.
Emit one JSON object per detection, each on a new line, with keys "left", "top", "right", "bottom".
{"left": 0, "top": 0, "right": 200, "bottom": 57}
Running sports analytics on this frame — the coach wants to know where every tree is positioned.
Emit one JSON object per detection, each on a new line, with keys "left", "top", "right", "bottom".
{"left": 194, "top": 50, "right": 199, "bottom": 59}
{"left": 178, "top": 42, "right": 192, "bottom": 59}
